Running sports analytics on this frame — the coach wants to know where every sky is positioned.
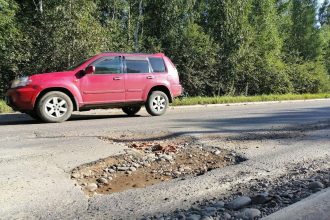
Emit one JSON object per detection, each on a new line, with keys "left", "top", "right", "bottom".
{"left": 318, "top": 0, "right": 325, "bottom": 5}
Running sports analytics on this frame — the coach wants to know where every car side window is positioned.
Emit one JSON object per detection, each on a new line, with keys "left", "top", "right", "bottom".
{"left": 92, "top": 56, "right": 122, "bottom": 74}
{"left": 125, "top": 57, "right": 150, "bottom": 73}
{"left": 149, "top": 57, "right": 166, "bottom": 73}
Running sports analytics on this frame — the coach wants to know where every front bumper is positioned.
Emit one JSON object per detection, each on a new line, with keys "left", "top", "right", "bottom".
{"left": 5, "top": 87, "right": 38, "bottom": 111}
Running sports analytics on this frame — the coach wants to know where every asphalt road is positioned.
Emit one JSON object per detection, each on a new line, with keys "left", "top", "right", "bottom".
{"left": 0, "top": 100, "right": 329, "bottom": 219}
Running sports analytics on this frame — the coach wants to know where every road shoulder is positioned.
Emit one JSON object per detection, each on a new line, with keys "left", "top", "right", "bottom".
{"left": 262, "top": 187, "right": 330, "bottom": 220}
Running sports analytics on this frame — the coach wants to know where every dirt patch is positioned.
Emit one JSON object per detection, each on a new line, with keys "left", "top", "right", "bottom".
{"left": 71, "top": 138, "right": 245, "bottom": 196}
{"left": 99, "top": 130, "right": 179, "bottom": 143}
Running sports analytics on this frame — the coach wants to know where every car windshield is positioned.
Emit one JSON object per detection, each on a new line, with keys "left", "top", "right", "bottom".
{"left": 66, "top": 57, "right": 93, "bottom": 71}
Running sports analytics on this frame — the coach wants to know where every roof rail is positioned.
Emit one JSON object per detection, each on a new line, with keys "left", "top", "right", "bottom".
{"left": 102, "top": 51, "right": 164, "bottom": 56}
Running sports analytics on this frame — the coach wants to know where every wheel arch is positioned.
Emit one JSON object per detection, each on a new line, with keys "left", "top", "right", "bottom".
{"left": 147, "top": 85, "right": 173, "bottom": 103}
{"left": 34, "top": 87, "right": 79, "bottom": 111}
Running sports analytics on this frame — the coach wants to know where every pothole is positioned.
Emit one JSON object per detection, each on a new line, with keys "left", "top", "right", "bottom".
{"left": 148, "top": 161, "right": 330, "bottom": 220}
{"left": 71, "top": 137, "right": 246, "bottom": 196}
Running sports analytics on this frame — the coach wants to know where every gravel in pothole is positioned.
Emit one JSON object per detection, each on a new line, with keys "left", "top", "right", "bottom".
{"left": 71, "top": 138, "right": 244, "bottom": 196}
{"left": 145, "top": 163, "right": 330, "bottom": 220}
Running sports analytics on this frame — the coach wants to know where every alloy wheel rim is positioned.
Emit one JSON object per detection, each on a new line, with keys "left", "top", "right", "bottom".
{"left": 152, "top": 95, "right": 166, "bottom": 112}
{"left": 44, "top": 97, "right": 68, "bottom": 118}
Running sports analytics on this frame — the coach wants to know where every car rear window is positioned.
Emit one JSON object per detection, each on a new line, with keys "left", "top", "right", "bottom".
{"left": 125, "top": 58, "right": 150, "bottom": 73}
{"left": 149, "top": 57, "right": 166, "bottom": 73}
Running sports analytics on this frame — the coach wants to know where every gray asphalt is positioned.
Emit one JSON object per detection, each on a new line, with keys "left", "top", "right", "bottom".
{"left": 0, "top": 100, "right": 329, "bottom": 219}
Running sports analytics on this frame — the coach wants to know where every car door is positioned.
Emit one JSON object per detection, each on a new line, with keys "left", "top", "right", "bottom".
{"left": 124, "top": 56, "right": 152, "bottom": 101}
{"left": 79, "top": 56, "right": 125, "bottom": 104}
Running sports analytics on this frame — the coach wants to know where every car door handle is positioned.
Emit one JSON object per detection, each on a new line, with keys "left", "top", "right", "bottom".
{"left": 113, "top": 77, "right": 122, "bottom": 80}
{"left": 146, "top": 76, "right": 155, "bottom": 79}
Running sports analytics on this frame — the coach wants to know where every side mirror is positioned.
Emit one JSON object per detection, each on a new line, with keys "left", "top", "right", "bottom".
{"left": 85, "top": 66, "right": 95, "bottom": 75}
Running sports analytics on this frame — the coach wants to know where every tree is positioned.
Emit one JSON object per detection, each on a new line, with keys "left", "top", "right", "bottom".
{"left": 319, "top": 0, "right": 330, "bottom": 74}
{"left": 319, "top": 0, "right": 330, "bottom": 26}
{"left": 170, "top": 23, "right": 218, "bottom": 96}
{"left": 275, "top": 0, "right": 293, "bottom": 55}
{"left": 142, "top": 0, "right": 197, "bottom": 52}
{"left": 207, "top": 0, "right": 254, "bottom": 95}
{"left": 17, "top": 0, "right": 109, "bottom": 74}
{"left": 246, "top": 0, "right": 292, "bottom": 94}
{"left": 0, "top": 0, "right": 27, "bottom": 97}
{"left": 289, "top": 0, "right": 322, "bottom": 60}
{"left": 0, "top": 0, "right": 329, "bottom": 98}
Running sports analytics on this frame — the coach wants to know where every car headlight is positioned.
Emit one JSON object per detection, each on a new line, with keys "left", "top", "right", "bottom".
{"left": 11, "top": 76, "right": 31, "bottom": 88}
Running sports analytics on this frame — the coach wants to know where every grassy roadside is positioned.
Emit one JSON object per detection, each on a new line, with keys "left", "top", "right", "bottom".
{"left": 172, "top": 93, "right": 330, "bottom": 106}
{"left": 0, "top": 93, "right": 329, "bottom": 113}
{"left": 0, "top": 100, "right": 12, "bottom": 113}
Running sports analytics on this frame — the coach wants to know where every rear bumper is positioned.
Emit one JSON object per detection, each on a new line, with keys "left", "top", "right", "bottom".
{"left": 172, "top": 85, "right": 183, "bottom": 98}
{"left": 5, "top": 87, "right": 38, "bottom": 111}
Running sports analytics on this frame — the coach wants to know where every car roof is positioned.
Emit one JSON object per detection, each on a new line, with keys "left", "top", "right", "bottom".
{"left": 101, "top": 52, "right": 165, "bottom": 57}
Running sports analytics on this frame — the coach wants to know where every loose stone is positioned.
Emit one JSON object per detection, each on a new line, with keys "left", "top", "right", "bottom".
{"left": 162, "top": 154, "right": 173, "bottom": 161}
{"left": 108, "top": 169, "right": 116, "bottom": 173}
{"left": 179, "top": 168, "right": 185, "bottom": 172}
{"left": 252, "top": 192, "right": 271, "bottom": 204}
{"left": 223, "top": 213, "right": 231, "bottom": 220}
{"left": 186, "top": 214, "right": 201, "bottom": 220}
{"left": 213, "top": 201, "right": 225, "bottom": 208}
{"left": 85, "top": 183, "right": 98, "bottom": 192}
{"left": 201, "top": 216, "right": 213, "bottom": 220}
{"left": 132, "top": 163, "right": 140, "bottom": 168}
{"left": 71, "top": 172, "right": 81, "bottom": 179}
{"left": 97, "top": 177, "right": 108, "bottom": 184}
{"left": 226, "top": 196, "right": 251, "bottom": 210}
{"left": 129, "top": 167, "right": 137, "bottom": 172}
{"left": 238, "top": 208, "right": 261, "bottom": 220}
{"left": 117, "top": 167, "right": 130, "bottom": 171}
{"left": 213, "top": 150, "right": 221, "bottom": 155}
{"left": 202, "top": 207, "right": 217, "bottom": 216}
{"left": 308, "top": 181, "right": 324, "bottom": 190}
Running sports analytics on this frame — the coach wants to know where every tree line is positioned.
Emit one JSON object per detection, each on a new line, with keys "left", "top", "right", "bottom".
{"left": 0, "top": 0, "right": 330, "bottom": 97}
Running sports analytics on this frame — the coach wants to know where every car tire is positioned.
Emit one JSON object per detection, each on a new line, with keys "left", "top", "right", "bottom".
{"left": 145, "top": 91, "right": 169, "bottom": 116}
{"left": 36, "top": 91, "right": 73, "bottom": 123}
{"left": 122, "top": 106, "right": 141, "bottom": 116}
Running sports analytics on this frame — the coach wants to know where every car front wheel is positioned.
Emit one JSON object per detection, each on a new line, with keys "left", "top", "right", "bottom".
{"left": 145, "top": 91, "right": 169, "bottom": 116}
{"left": 36, "top": 91, "right": 73, "bottom": 123}
{"left": 122, "top": 106, "right": 141, "bottom": 116}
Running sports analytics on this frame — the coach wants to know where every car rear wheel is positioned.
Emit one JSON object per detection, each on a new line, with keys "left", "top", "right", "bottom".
{"left": 145, "top": 91, "right": 169, "bottom": 116}
{"left": 122, "top": 106, "right": 141, "bottom": 116}
{"left": 36, "top": 91, "right": 73, "bottom": 123}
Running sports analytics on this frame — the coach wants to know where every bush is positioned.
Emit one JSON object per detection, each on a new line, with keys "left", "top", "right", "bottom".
{"left": 169, "top": 23, "right": 219, "bottom": 96}
{"left": 286, "top": 60, "right": 330, "bottom": 93}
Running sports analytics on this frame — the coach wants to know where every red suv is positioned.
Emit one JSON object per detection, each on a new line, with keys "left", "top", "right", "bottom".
{"left": 6, "top": 52, "right": 182, "bottom": 123}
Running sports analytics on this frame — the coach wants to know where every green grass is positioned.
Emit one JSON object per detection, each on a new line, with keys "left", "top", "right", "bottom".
{"left": 173, "top": 93, "right": 330, "bottom": 106}
{"left": 0, "top": 93, "right": 329, "bottom": 113}
{"left": 0, "top": 100, "right": 12, "bottom": 113}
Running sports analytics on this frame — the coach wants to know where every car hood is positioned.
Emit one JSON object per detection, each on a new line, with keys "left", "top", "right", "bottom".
{"left": 30, "top": 71, "right": 75, "bottom": 80}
